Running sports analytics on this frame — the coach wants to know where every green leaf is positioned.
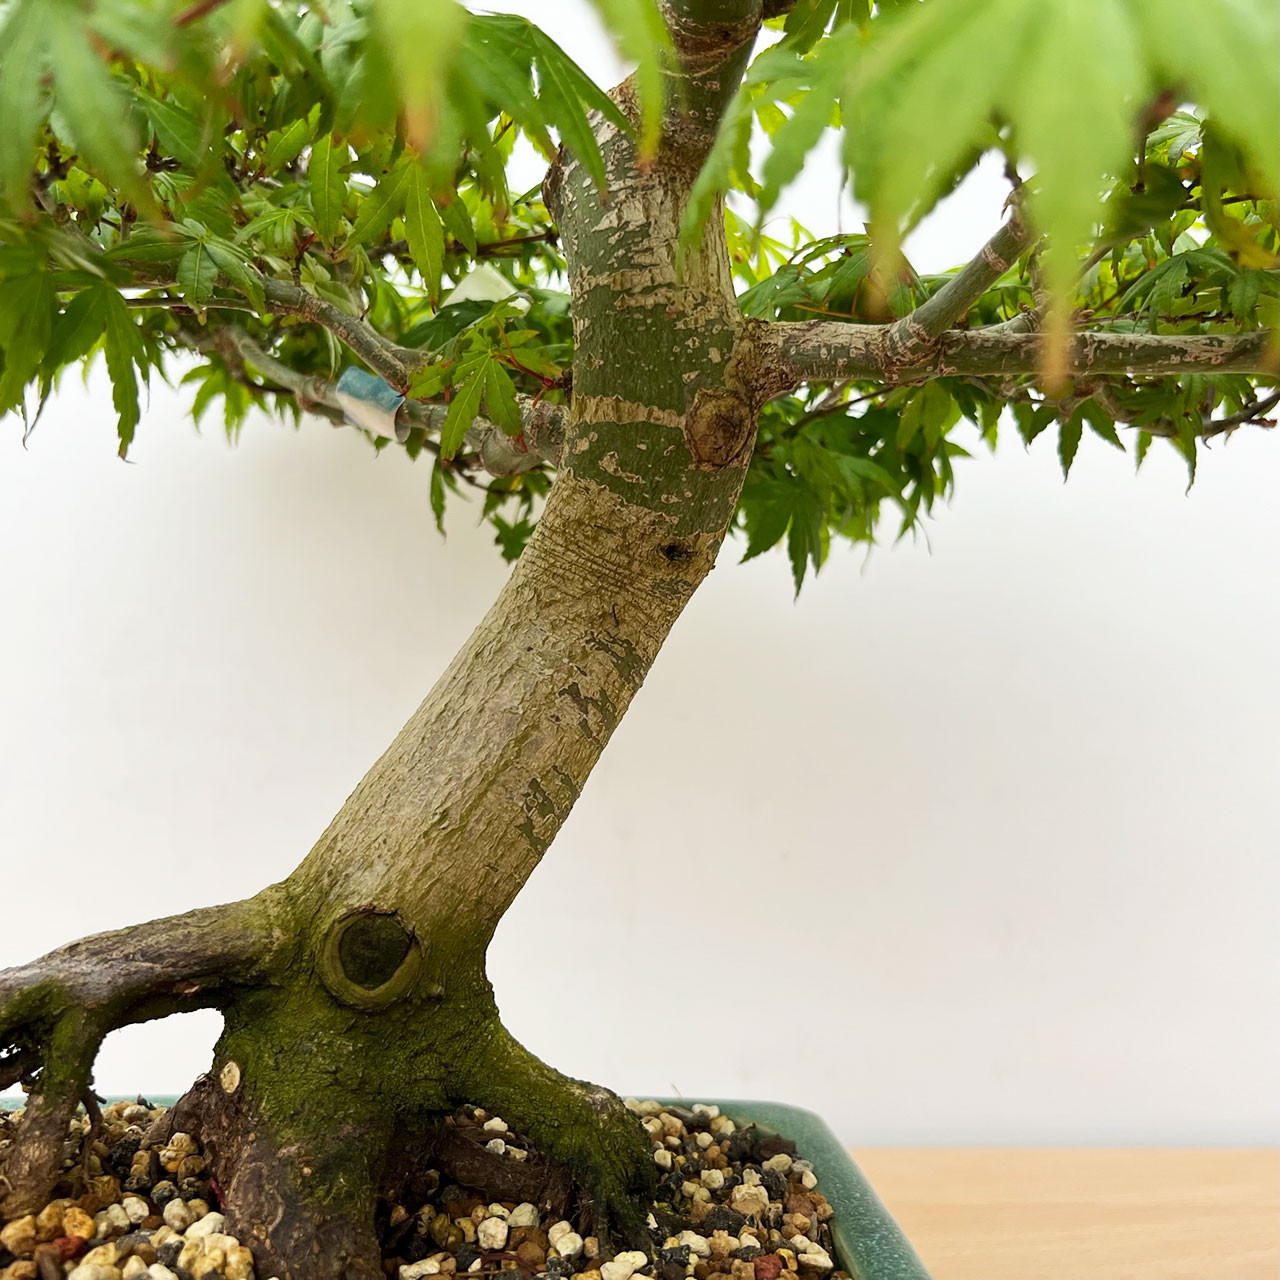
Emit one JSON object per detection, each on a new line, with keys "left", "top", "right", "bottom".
{"left": 264, "top": 114, "right": 315, "bottom": 171}
{"left": 0, "top": 272, "right": 54, "bottom": 414}
{"left": 527, "top": 26, "right": 620, "bottom": 190}
{"left": 178, "top": 242, "right": 217, "bottom": 304}
{"left": 1058, "top": 411, "right": 1084, "bottom": 479}
{"left": 405, "top": 164, "right": 445, "bottom": 303}
{"left": 740, "top": 482, "right": 795, "bottom": 563}
{"left": 1132, "top": 0, "right": 1279, "bottom": 196}
{"left": 786, "top": 482, "right": 826, "bottom": 595}
{"left": 437, "top": 193, "right": 477, "bottom": 256}
{"left": 586, "top": 0, "right": 671, "bottom": 156}
{"left": 309, "top": 134, "right": 346, "bottom": 246}
{"left": 0, "top": 0, "right": 49, "bottom": 209}
{"left": 135, "top": 89, "right": 206, "bottom": 172}
{"left": 483, "top": 360, "right": 523, "bottom": 435}
{"left": 101, "top": 291, "right": 144, "bottom": 455}
{"left": 429, "top": 455, "right": 448, "bottom": 534}
{"left": 205, "top": 239, "right": 267, "bottom": 313}
{"left": 440, "top": 365, "right": 487, "bottom": 459}
{"left": 45, "top": 0, "right": 148, "bottom": 208}
{"left": 758, "top": 70, "right": 840, "bottom": 215}
{"left": 372, "top": 0, "right": 468, "bottom": 155}
{"left": 44, "top": 287, "right": 109, "bottom": 371}
{"left": 348, "top": 163, "right": 409, "bottom": 248}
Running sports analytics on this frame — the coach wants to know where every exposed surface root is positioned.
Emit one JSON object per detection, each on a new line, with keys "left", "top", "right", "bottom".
{"left": 0, "top": 898, "right": 290, "bottom": 1219}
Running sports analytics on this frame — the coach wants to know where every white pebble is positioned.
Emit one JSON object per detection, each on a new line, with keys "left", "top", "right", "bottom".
{"left": 162, "top": 1201, "right": 193, "bottom": 1231}
{"left": 695, "top": 1132, "right": 713, "bottom": 1150}
{"left": 186, "top": 1213, "right": 228, "bottom": 1240}
{"left": 718, "top": 1119, "right": 736, "bottom": 1136}
{"left": 122, "top": 1197, "right": 150, "bottom": 1225}
{"left": 476, "top": 1218, "right": 508, "bottom": 1251}
{"left": 677, "top": 1232, "right": 711, "bottom": 1259}
{"left": 741, "top": 1168, "right": 762, "bottom": 1187}
{"left": 624, "top": 1099, "right": 664, "bottom": 1116}
{"left": 654, "top": 1148, "right": 673, "bottom": 1170}
{"left": 147, "top": 1269, "right": 179, "bottom": 1280}
{"left": 691, "top": 1104, "right": 720, "bottom": 1119}
{"left": 68, "top": 1267, "right": 116, "bottom": 1280}
{"left": 484, "top": 1138, "right": 506, "bottom": 1155}
{"left": 507, "top": 1147, "right": 528, "bottom": 1161}
{"left": 797, "top": 1248, "right": 833, "bottom": 1272}
{"left": 554, "top": 1232, "right": 584, "bottom": 1259}
{"left": 95, "top": 1204, "right": 130, "bottom": 1235}
{"left": 801, "top": 1170, "right": 818, "bottom": 1190}
{"left": 486, "top": 1205, "right": 509, "bottom": 1221}
{"left": 729, "top": 1185, "right": 770, "bottom": 1217}
{"left": 700, "top": 1169, "right": 724, "bottom": 1190}
{"left": 762, "top": 1154, "right": 792, "bottom": 1174}
{"left": 600, "top": 1250, "right": 648, "bottom": 1280}
{"left": 122, "top": 1258, "right": 149, "bottom": 1280}
{"left": 482, "top": 1117, "right": 507, "bottom": 1133}
{"left": 791, "top": 1236, "right": 812, "bottom": 1251}
{"left": 547, "top": 1221, "right": 574, "bottom": 1249}
{"left": 508, "top": 1204, "right": 539, "bottom": 1228}
{"left": 400, "top": 1261, "right": 439, "bottom": 1280}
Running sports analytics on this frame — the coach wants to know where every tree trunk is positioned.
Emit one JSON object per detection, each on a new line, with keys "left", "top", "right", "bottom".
{"left": 0, "top": 6, "right": 771, "bottom": 1278}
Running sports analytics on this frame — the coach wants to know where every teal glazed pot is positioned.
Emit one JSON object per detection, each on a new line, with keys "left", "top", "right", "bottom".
{"left": 668, "top": 1100, "right": 933, "bottom": 1280}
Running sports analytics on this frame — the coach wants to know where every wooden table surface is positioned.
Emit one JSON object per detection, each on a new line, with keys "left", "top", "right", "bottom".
{"left": 850, "top": 1149, "right": 1279, "bottom": 1280}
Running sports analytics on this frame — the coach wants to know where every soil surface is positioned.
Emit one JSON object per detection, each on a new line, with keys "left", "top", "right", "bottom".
{"left": 0, "top": 1097, "right": 850, "bottom": 1280}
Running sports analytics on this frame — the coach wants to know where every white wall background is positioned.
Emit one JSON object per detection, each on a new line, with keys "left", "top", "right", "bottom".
{"left": 1, "top": 2, "right": 1277, "bottom": 1146}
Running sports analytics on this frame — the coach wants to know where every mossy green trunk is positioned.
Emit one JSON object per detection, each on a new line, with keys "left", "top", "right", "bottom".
{"left": 1, "top": 6, "right": 770, "bottom": 1276}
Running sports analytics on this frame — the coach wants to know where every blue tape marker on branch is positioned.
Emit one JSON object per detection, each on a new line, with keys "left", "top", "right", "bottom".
{"left": 336, "top": 368, "right": 408, "bottom": 441}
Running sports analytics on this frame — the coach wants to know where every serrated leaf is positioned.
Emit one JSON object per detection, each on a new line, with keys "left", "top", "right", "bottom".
{"left": 439, "top": 365, "right": 487, "bottom": 459}
{"left": 264, "top": 115, "right": 315, "bottom": 171}
{"left": 46, "top": 0, "right": 149, "bottom": 209}
{"left": 527, "top": 26, "right": 619, "bottom": 190}
{"left": 786, "top": 482, "right": 826, "bottom": 595}
{"left": 309, "top": 134, "right": 346, "bottom": 246}
{"left": 135, "top": 89, "right": 206, "bottom": 172}
{"left": 205, "top": 239, "right": 266, "bottom": 312}
{"left": 1058, "top": 412, "right": 1084, "bottom": 479}
{"left": 348, "top": 163, "right": 409, "bottom": 248}
{"left": 0, "top": 0, "right": 49, "bottom": 209}
{"left": 587, "top": 0, "right": 670, "bottom": 156}
{"left": 0, "top": 272, "right": 54, "bottom": 414}
{"left": 1227, "top": 269, "right": 1264, "bottom": 320}
{"left": 101, "top": 291, "right": 144, "bottom": 455}
{"left": 178, "top": 242, "right": 216, "bottom": 304}
{"left": 429, "top": 455, "right": 448, "bottom": 533}
{"left": 740, "top": 483, "right": 795, "bottom": 563}
{"left": 483, "top": 360, "right": 523, "bottom": 435}
{"left": 405, "top": 163, "right": 444, "bottom": 302}
{"left": 437, "top": 193, "right": 477, "bottom": 256}
{"left": 44, "top": 287, "right": 108, "bottom": 371}
{"left": 758, "top": 72, "right": 839, "bottom": 215}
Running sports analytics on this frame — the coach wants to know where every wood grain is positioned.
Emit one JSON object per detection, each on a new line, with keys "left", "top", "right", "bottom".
{"left": 850, "top": 1148, "right": 1279, "bottom": 1280}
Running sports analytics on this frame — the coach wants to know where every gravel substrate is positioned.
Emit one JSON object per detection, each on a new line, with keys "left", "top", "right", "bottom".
{"left": 0, "top": 1098, "right": 849, "bottom": 1280}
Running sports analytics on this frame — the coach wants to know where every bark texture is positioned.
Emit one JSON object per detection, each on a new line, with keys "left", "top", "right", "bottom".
{"left": 1, "top": 4, "right": 774, "bottom": 1276}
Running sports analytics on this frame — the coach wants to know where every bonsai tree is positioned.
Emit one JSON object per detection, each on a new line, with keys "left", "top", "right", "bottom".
{"left": 2, "top": 0, "right": 1276, "bottom": 1276}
